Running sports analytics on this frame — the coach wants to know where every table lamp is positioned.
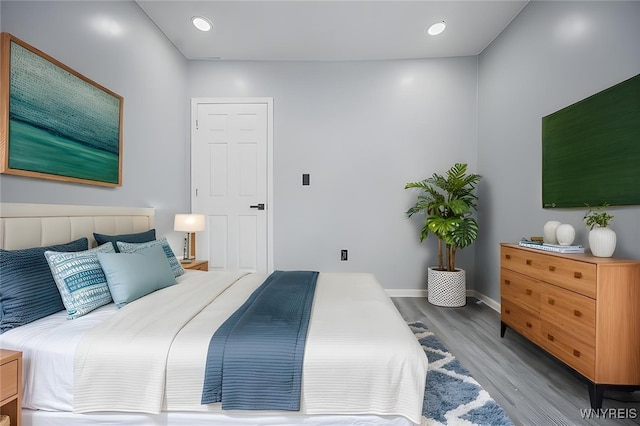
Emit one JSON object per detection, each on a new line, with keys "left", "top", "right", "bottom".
{"left": 174, "top": 214, "right": 205, "bottom": 263}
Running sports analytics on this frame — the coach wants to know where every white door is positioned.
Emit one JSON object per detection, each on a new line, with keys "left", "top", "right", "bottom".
{"left": 191, "top": 99, "right": 273, "bottom": 273}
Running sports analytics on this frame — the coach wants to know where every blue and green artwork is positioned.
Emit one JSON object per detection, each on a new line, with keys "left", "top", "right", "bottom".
{"left": 8, "top": 40, "right": 121, "bottom": 185}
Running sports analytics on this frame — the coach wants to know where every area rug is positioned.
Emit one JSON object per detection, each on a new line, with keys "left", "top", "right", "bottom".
{"left": 408, "top": 321, "right": 514, "bottom": 426}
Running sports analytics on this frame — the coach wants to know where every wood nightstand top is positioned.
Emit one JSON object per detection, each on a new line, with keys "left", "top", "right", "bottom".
{"left": 181, "top": 260, "right": 209, "bottom": 271}
{"left": 0, "top": 350, "right": 20, "bottom": 361}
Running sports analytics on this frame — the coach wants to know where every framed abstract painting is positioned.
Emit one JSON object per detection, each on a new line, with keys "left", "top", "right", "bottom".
{"left": 0, "top": 32, "right": 123, "bottom": 187}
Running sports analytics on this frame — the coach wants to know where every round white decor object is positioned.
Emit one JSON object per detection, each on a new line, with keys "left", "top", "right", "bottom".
{"left": 556, "top": 224, "right": 576, "bottom": 245}
{"left": 543, "top": 221, "right": 561, "bottom": 244}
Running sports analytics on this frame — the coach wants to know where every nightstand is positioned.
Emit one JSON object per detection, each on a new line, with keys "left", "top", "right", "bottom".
{"left": 181, "top": 260, "right": 209, "bottom": 271}
{"left": 0, "top": 349, "right": 22, "bottom": 426}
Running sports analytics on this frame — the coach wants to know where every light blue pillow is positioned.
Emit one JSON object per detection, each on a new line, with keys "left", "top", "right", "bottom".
{"left": 45, "top": 243, "right": 115, "bottom": 319}
{"left": 97, "top": 245, "right": 177, "bottom": 308}
{"left": 117, "top": 237, "right": 184, "bottom": 278}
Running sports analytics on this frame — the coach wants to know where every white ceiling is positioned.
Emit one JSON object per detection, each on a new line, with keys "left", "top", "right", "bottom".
{"left": 135, "top": 1, "right": 529, "bottom": 61}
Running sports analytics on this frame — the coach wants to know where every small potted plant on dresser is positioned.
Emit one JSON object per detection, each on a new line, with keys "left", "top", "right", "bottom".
{"left": 405, "top": 163, "right": 482, "bottom": 307}
{"left": 583, "top": 204, "right": 616, "bottom": 257}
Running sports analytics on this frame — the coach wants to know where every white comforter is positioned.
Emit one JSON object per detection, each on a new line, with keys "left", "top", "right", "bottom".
{"left": 3, "top": 271, "right": 428, "bottom": 424}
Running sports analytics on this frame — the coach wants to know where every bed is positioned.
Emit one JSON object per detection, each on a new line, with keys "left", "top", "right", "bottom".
{"left": 0, "top": 203, "right": 428, "bottom": 426}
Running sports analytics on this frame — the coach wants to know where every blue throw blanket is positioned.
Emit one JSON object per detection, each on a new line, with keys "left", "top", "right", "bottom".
{"left": 201, "top": 270, "right": 319, "bottom": 410}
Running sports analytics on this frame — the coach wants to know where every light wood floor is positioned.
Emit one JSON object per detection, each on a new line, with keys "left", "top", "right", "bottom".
{"left": 392, "top": 297, "right": 640, "bottom": 426}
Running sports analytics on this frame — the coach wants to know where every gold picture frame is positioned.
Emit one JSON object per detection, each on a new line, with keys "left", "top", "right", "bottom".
{"left": 0, "top": 32, "right": 123, "bottom": 187}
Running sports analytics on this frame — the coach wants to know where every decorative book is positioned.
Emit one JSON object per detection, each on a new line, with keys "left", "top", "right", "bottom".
{"left": 518, "top": 239, "right": 584, "bottom": 253}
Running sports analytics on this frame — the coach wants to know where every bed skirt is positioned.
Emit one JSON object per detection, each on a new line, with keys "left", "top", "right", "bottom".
{"left": 23, "top": 409, "right": 415, "bottom": 426}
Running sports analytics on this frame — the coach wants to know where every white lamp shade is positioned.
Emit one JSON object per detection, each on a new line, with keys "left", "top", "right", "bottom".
{"left": 174, "top": 214, "right": 205, "bottom": 232}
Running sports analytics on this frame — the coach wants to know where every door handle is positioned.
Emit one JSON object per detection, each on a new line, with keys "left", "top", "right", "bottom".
{"left": 250, "top": 203, "right": 265, "bottom": 210}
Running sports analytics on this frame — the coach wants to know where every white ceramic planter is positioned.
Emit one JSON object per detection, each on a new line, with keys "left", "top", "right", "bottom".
{"left": 543, "top": 221, "right": 561, "bottom": 244}
{"left": 427, "top": 267, "right": 466, "bottom": 307}
{"left": 556, "top": 224, "right": 576, "bottom": 245}
{"left": 589, "top": 226, "right": 617, "bottom": 257}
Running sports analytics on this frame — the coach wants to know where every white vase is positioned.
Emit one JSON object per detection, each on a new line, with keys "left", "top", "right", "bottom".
{"left": 543, "top": 221, "right": 561, "bottom": 244}
{"left": 589, "top": 226, "right": 617, "bottom": 257}
{"left": 556, "top": 224, "right": 576, "bottom": 246}
{"left": 427, "top": 267, "right": 466, "bottom": 307}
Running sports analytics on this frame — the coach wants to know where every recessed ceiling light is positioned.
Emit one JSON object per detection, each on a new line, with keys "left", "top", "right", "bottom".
{"left": 427, "top": 21, "right": 446, "bottom": 36}
{"left": 191, "top": 16, "right": 213, "bottom": 32}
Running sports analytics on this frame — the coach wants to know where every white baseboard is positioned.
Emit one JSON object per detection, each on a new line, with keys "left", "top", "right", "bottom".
{"left": 386, "top": 288, "right": 501, "bottom": 313}
{"left": 385, "top": 289, "right": 428, "bottom": 298}
{"left": 466, "top": 290, "right": 500, "bottom": 313}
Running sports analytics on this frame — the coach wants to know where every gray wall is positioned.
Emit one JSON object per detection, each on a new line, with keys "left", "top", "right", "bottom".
{"left": 188, "top": 59, "right": 479, "bottom": 291}
{"left": 2, "top": 1, "right": 638, "bottom": 297}
{"left": 476, "top": 1, "right": 640, "bottom": 301}
{"left": 0, "top": 1, "right": 190, "bottom": 250}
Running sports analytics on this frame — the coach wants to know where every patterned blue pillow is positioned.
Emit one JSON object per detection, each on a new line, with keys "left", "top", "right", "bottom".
{"left": 93, "top": 229, "right": 157, "bottom": 252}
{"left": 0, "top": 238, "right": 89, "bottom": 333}
{"left": 45, "top": 243, "right": 115, "bottom": 319}
{"left": 117, "top": 237, "right": 185, "bottom": 278}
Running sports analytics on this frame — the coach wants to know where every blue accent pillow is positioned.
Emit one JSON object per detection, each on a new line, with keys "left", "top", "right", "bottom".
{"left": 97, "top": 245, "right": 178, "bottom": 308}
{"left": 117, "top": 237, "right": 185, "bottom": 278}
{"left": 0, "top": 238, "right": 89, "bottom": 333}
{"left": 45, "top": 243, "right": 115, "bottom": 319}
{"left": 93, "top": 229, "right": 156, "bottom": 252}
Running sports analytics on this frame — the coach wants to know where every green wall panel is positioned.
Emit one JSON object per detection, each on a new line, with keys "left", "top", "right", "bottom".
{"left": 542, "top": 73, "right": 640, "bottom": 208}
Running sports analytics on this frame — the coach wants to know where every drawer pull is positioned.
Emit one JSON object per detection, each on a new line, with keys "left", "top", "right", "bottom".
{"left": 505, "top": 309, "right": 511, "bottom": 314}
{"left": 526, "top": 289, "right": 532, "bottom": 296}
{"left": 548, "top": 298, "right": 555, "bottom": 305}
{"left": 573, "top": 349, "right": 581, "bottom": 358}
{"left": 574, "top": 310, "right": 582, "bottom": 317}
{"left": 504, "top": 279, "right": 511, "bottom": 285}
{"left": 525, "top": 322, "right": 532, "bottom": 328}
{"left": 505, "top": 254, "right": 511, "bottom": 259}
{"left": 526, "top": 259, "right": 532, "bottom": 265}
{"left": 547, "top": 334, "right": 554, "bottom": 342}
{"left": 574, "top": 271, "right": 583, "bottom": 279}
{"left": 548, "top": 265, "right": 556, "bottom": 272}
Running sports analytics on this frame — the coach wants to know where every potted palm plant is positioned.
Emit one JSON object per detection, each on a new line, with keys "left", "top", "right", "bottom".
{"left": 405, "top": 163, "right": 482, "bottom": 307}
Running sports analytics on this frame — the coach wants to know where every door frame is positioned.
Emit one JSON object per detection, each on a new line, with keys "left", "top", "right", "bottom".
{"left": 190, "top": 97, "right": 274, "bottom": 272}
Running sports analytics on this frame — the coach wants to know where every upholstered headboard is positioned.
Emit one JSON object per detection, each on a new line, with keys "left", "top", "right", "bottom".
{"left": 0, "top": 203, "right": 155, "bottom": 250}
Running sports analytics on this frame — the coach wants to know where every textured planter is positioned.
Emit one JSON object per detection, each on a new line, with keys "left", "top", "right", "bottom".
{"left": 589, "top": 226, "right": 617, "bottom": 257}
{"left": 428, "top": 267, "right": 466, "bottom": 307}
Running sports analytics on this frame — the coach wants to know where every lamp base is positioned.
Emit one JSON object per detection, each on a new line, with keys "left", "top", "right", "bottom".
{"left": 180, "top": 259, "right": 193, "bottom": 264}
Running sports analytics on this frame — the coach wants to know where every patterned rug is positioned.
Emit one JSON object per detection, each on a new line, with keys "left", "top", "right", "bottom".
{"left": 408, "top": 321, "right": 514, "bottom": 426}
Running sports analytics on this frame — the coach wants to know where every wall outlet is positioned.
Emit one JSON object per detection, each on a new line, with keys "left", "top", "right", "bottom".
{"left": 341, "top": 249, "right": 348, "bottom": 261}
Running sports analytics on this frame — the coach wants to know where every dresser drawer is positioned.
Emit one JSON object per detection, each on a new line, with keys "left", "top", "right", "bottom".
{"left": 501, "top": 268, "right": 540, "bottom": 314}
{"left": 539, "top": 282, "right": 595, "bottom": 346}
{"left": 540, "top": 321, "right": 595, "bottom": 380}
{"left": 501, "top": 246, "right": 596, "bottom": 298}
{"left": 501, "top": 300, "right": 541, "bottom": 344}
{"left": 0, "top": 358, "right": 18, "bottom": 401}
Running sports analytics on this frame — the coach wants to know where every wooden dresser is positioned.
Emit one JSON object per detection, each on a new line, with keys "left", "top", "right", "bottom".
{"left": 499, "top": 243, "right": 640, "bottom": 408}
